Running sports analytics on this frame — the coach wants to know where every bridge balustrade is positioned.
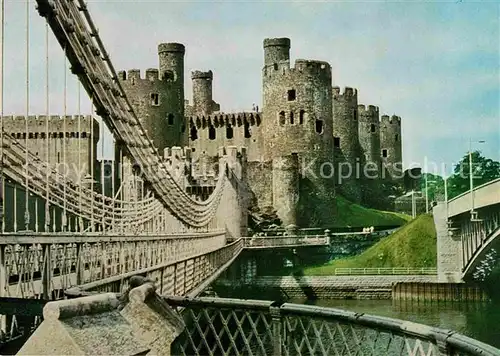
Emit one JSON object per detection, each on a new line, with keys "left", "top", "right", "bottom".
{"left": 0, "top": 231, "right": 226, "bottom": 301}
{"left": 164, "top": 296, "right": 500, "bottom": 356}
{"left": 243, "top": 235, "right": 330, "bottom": 248}
{"left": 69, "top": 239, "right": 243, "bottom": 297}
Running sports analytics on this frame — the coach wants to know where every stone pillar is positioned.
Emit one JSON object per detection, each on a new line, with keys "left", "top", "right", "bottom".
{"left": 434, "top": 202, "right": 462, "bottom": 283}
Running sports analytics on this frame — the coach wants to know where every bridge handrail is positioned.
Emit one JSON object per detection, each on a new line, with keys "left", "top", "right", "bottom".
{"left": 334, "top": 267, "right": 438, "bottom": 275}
{"left": 163, "top": 296, "right": 500, "bottom": 356}
{"left": 0, "top": 229, "right": 226, "bottom": 245}
{"left": 447, "top": 177, "right": 500, "bottom": 204}
{"left": 73, "top": 238, "right": 243, "bottom": 292}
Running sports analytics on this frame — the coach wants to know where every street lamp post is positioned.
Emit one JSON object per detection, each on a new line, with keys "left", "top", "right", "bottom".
{"left": 469, "top": 138, "right": 485, "bottom": 220}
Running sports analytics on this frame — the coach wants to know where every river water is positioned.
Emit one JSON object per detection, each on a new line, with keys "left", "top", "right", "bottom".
{"left": 289, "top": 298, "right": 500, "bottom": 349}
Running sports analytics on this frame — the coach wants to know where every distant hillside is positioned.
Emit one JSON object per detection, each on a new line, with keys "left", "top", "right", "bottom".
{"left": 302, "top": 214, "right": 437, "bottom": 275}
{"left": 331, "top": 195, "right": 411, "bottom": 228}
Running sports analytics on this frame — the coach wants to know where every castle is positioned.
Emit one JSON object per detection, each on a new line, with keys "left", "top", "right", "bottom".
{"left": 3, "top": 37, "right": 403, "bottom": 229}
{"left": 117, "top": 37, "right": 403, "bottom": 227}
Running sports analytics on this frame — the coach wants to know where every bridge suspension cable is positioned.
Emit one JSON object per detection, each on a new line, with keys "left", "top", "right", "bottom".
{"left": 35, "top": 0, "right": 227, "bottom": 228}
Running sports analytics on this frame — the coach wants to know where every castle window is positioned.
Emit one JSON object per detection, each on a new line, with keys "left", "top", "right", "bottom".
{"left": 370, "top": 124, "right": 376, "bottom": 133}
{"left": 244, "top": 121, "right": 251, "bottom": 138}
{"left": 121, "top": 72, "right": 126, "bottom": 80}
{"left": 181, "top": 124, "right": 186, "bottom": 133}
{"left": 190, "top": 125, "right": 198, "bottom": 141}
{"left": 382, "top": 149, "right": 388, "bottom": 158}
{"left": 151, "top": 93, "right": 159, "bottom": 106}
{"left": 209, "top": 126, "right": 216, "bottom": 140}
{"left": 278, "top": 111, "right": 286, "bottom": 126}
{"left": 315, "top": 119, "right": 324, "bottom": 134}
{"left": 273, "top": 63, "right": 278, "bottom": 71}
{"left": 57, "top": 152, "right": 60, "bottom": 163}
{"left": 166, "top": 113, "right": 174, "bottom": 125}
{"left": 28, "top": 133, "right": 33, "bottom": 139}
{"left": 58, "top": 132, "right": 63, "bottom": 139}
{"left": 287, "top": 89, "right": 296, "bottom": 101}
{"left": 82, "top": 132, "right": 87, "bottom": 138}
{"left": 299, "top": 110, "right": 305, "bottom": 124}
{"left": 333, "top": 137, "right": 340, "bottom": 148}
{"left": 395, "top": 134, "right": 399, "bottom": 142}
{"left": 226, "top": 125, "right": 233, "bottom": 139}
{"left": 290, "top": 111, "right": 294, "bottom": 125}
{"left": 163, "top": 70, "right": 174, "bottom": 81}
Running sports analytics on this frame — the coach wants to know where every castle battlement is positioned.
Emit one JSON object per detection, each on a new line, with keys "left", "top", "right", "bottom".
{"left": 191, "top": 70, "right": 213, "bottom": 80}
{"left": 218, "top": 146, "right": 248, "bottom": 160}
{"left": 118, "top": 68, "right": 173, "bottom": 84}
{"left": 264, "top": 59, "right": 332, "bottom": 83}
{"left": 2, "top": 115, "right": 99, "bottom": 137}
{"left": 381, "top": 114, "right": 401, "bottom": 125}
{"left": 333, "top": 86, "right": 358, "bottom": 99}
{"left": 188, "top": 112, "right": 262, "bottom": 128}
{"left": 358, "top": 104, "right": 379, "bottom": 116}
{"left": 158, "top": 42, "right": 185, "bottom": 54}
{"left": 163, "top": 146, "right": 192, "bottom": 161}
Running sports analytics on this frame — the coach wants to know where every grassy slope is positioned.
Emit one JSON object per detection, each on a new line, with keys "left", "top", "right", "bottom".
{"left": 332, "top": 195, "right": 411, "bottom": 227}
{"left": 302, "top": 214, "right": 437, "bottom": 275}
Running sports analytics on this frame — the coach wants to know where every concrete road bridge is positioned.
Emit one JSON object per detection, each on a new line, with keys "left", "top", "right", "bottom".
{"left": 434, "top": 178, "right": 500, "bottom": 282}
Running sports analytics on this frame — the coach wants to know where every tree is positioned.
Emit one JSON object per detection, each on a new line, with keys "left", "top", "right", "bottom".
{"left": 419, "top": 173, "right": 445, "bottom": 202}
{"left": 447, "top": 151, "right": 500, "bottom": 199}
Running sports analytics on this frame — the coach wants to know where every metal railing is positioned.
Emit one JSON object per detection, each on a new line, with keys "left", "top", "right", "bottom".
{"left": 164, "top": 296, "right": 500, "bottom": 356}
{"left": 243, "top": 235, "right": 330, "bottom": 248}
{"left": 334, "top": 267, "right": 438, "bottom": 276}
{"left": 71, "top": 238, "right": 244, "bottom": 296}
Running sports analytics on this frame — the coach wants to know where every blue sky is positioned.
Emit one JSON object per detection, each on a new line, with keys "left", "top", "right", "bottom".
{"left": 2, "top": 0, "right": 499, "bottom": 176}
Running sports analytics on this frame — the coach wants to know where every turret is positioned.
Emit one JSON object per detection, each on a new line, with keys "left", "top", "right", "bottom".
{"left": 117, "top": 43, "right": 186, "bottom": 151}
{"left": 332, "top": 86, "right": 361, "bottom": 202}
{"left": 263, "top": 38, "right": 291, "bottom": 68}
{"left": 358, "top": 104, "right": 381, "bottom": 174}
{"left": 380, "top": 114, "right": 403, "bottom": 180}
{"left": 191, "top": 70, "right": 220, "bottom": 116}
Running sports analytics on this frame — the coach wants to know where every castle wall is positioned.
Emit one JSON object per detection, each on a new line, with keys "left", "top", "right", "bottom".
{"left": 2, "top": 115, "right": 99, "bottom": 183}
{"left": 246, "top": 161, "right": 273, "bottom": 214}
{"left": 216, "top": 146, "right": 249, "bottom": 238}
{"left": 332, "top": 87, "right": 362, "bottom": 203}
{"left": 187, "top": 112, "right": 264, "bottom": 162}
{"left": 380, "top": 115, "right": 403, "bottom": 181}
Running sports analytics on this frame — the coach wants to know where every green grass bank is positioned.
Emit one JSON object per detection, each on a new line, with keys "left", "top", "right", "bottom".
{"left": 331, "top": 195, "right": 411, "bottom": 227}
{"left": 302, "top": 214, "right": 437, "bottom": 276}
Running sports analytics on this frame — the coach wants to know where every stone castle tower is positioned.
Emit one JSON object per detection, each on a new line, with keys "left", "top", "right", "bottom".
{"left": 116, "top": 37, "right": 404, "bottom": 228}
{"left": 118, "top": 43, "right": 186, "bottom": 152}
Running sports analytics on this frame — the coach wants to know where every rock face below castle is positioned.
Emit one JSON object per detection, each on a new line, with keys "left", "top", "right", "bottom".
{"left": 118, "top": 37, "right": 404, "bottom": 228}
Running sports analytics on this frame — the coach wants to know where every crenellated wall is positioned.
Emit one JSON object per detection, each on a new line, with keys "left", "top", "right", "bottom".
{"left": 2, "top": 115, "right": 99, "bottom": 183}
{"left": 187, "top": 112, "right": 263, "bottom": 162}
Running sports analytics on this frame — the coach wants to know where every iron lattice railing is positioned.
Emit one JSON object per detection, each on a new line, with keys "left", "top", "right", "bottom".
{"left": 164, "top": 296, "right": 500, "bottom": 356}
